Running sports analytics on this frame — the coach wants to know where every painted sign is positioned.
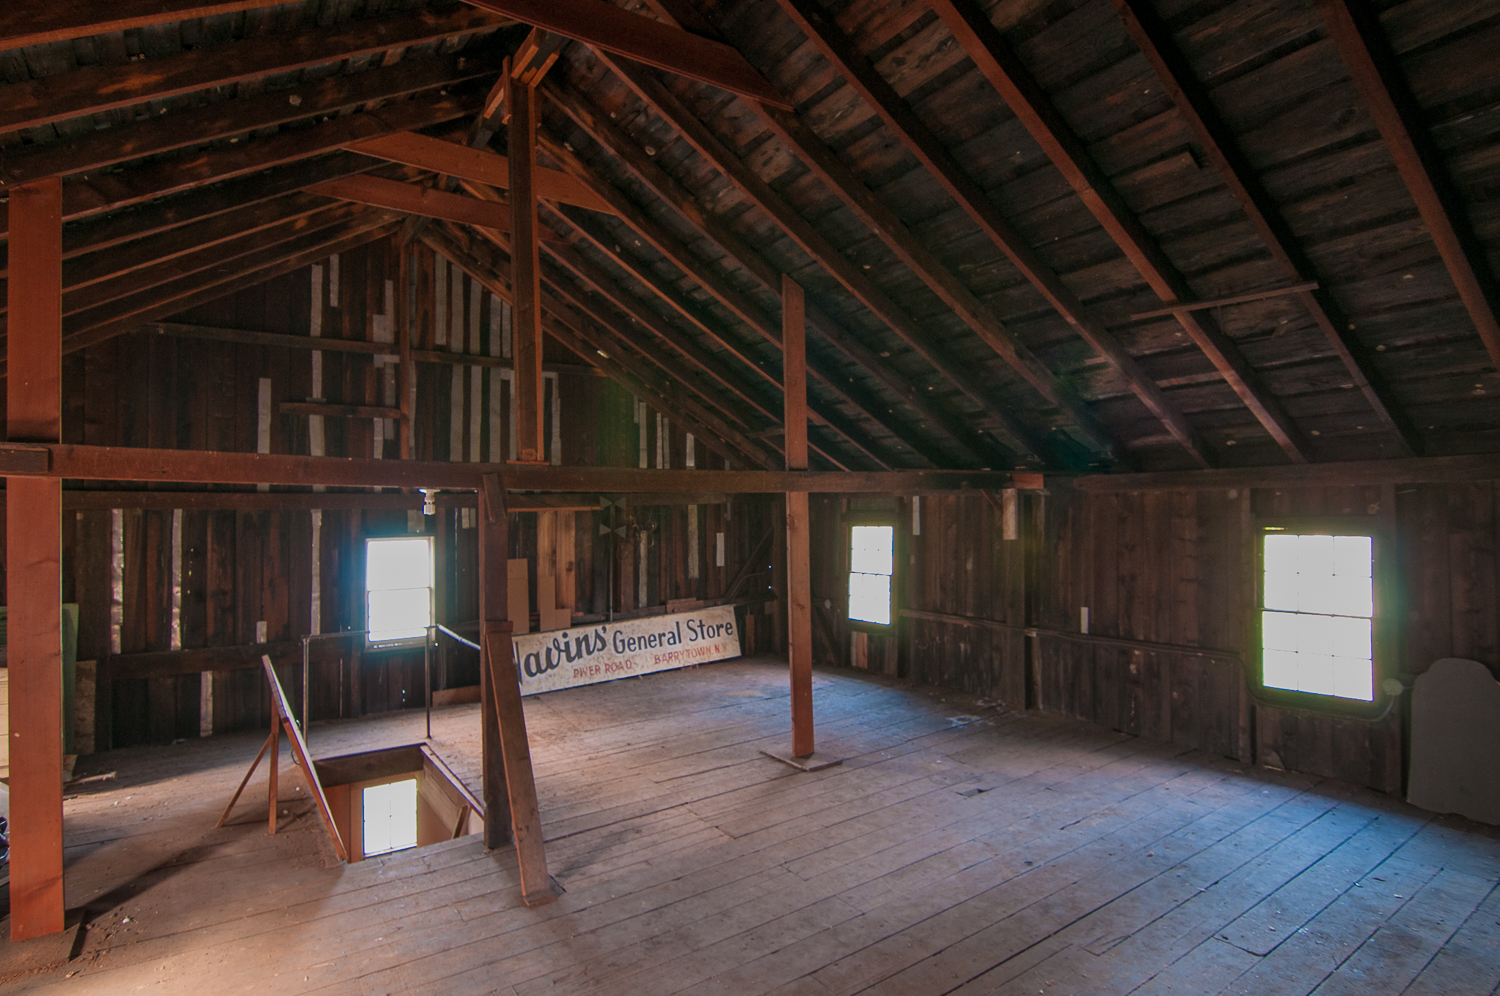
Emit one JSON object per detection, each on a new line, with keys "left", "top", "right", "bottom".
{"left": 513, "top": 605, "right": 741, "bottom": 696}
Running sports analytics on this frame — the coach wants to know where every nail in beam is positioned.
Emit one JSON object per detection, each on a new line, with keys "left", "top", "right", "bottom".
{"left": 7, "top": 177, "right": 66, "bottom": 940}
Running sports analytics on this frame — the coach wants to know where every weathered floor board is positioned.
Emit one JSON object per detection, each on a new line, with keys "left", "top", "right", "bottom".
{"left": 3, "top": 657, "right": 1497, "bottom": 995}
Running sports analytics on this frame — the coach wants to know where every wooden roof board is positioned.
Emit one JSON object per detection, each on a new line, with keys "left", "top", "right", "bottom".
{"left": 1, "top": 0, "right": 1494, "bottom": 472}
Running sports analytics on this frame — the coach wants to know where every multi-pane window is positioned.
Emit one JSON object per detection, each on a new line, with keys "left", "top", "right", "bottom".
{"left": 1260, "top": 531, "right": 1374, "bottom": 701}
{"left": 848, "top": 525, "right": 894, "bottom": 626}
{"left": 366, "top": 536, "right": 434, "bottom": 647}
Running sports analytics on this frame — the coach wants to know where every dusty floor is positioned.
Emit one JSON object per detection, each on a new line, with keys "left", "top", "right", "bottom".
{"left": 1, "top": 656, "right": 1497, "bottom": 995}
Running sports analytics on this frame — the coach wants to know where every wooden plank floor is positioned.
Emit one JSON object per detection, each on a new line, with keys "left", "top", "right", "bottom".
{"left": 3, "top": 657, "right": 1498, "bottom": 995}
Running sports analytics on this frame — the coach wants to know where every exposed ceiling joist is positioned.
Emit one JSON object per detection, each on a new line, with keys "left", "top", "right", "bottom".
{"left": 423, "top": 224, "right": 778, "bottom": 469}
{"left": 1113, "top": 0, "right": 1420, "bottom": 459}
{"left": 307, "top": 175, "right": 564, "bottom": 241}
{"left": 0, "top": 0, "right": 297, "bottom": 50}
{"left": 541, "top": 85, "right": 986, "bottom": 468}
{"left": 345, "top": 132, "right": 613, "bottom": 213}
{"left": 0, "top": 91, "right": 480, "bottom": 240}
{"left": 1317, "top": 0, "right": 1500, "bottom": 376}
{"left": 774, "top": 0, "right": 1211, "bottom": 468}
{"left": 458, "top": 0, "right": 789, "bottom": 109}
{"left": 0, "top": 8, "right": 507, "bottom": 136}
{"left": 0, "top": 214, "right": 400, "bottom": 376}
{"left": 927, "top": 0, "right": 1314, "bottom": 465}
{"left": 0, "top": 56, "right": 493, "bottom": 190}
{"left": 599, "top": 56, "right": 1049, "bottom": 465}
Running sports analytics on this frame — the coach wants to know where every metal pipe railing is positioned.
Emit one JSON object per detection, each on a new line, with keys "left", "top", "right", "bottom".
{"left": 296, "top": 624, "right": 485, "bottom": 745}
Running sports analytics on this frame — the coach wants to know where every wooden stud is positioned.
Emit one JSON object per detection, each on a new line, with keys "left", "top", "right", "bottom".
{"left": 397, "top": 240, "right": 413, "bottom": 460}
{"left": 784, "top": 277, "right": 814, "bottom": 757}
{"left": 6, "top": 177, "right": 65, "bottom": 941}
{"left": 509, "top": 82, "right": 545, "bottom": 465}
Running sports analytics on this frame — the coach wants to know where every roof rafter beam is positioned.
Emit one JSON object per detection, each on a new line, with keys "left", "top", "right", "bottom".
{"left": 0, "top": 7, "right": 507, "bottom": 137}
{"left": 0, "top": 55, "right": 495, "bottom": 190}
{"left": 1, "top": 90, "right": 481, "bottom": 240}
{"left": 524, "top": 208, "right": 873, "bottom": 465}
{"left": 595, "top": 56, "right": 1048, "bottom": 464}
{"left": 425, "top": 224, "right": 776, "bottom": 469}
{"left": 458, "top": 0, "right": 788, "bottom": 109}
{"left": 1, "top": 1, "right": 310, "bottom": 49}
{"left": 0, "top": 215, "right": 401, "bottom": 376}
{"left": 541, "top": 84, "right": 976, "bottom": 468}
{"left": 307, "top": 175, "right": 564, "bottom": 241}
{"left": 775, "top": 0, "right": 1208, "bottom": 467}
{"left": 1316, "top": 0, "right": 1500, "bottom": 375}
{"left": 927, "top": 0, "right": 1313, "bottom": 464}
{"left": 1112, "top": 0, "right": 1419, "bottom": 458}
{"left": 345, "top": 132, "right": 613, "bottom": 214}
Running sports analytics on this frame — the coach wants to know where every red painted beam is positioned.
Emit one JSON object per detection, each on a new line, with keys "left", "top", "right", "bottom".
{"left": 5, "top": 178, "right": 66, "bottom": 941}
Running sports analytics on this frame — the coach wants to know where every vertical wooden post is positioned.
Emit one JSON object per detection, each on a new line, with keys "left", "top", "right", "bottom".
{"left": 397, "top": 238, "right": 413, "bottom": 460}
{"left": 477, "top": 475, "right": 513, "bottom": 846}
{"left": 508, "top": 78, "right": 545, "bottom": 463}
{"left": 267, "top": 700, "right": 281, "bottom": 835}
{"left": 6, "top": 177, "right": 66, "bottom": 940}
{"left": 480, "top": 475, "right": 554, "bottom": 904}
{"left": 783, "top": 276, "right": 815, "bottom": 758}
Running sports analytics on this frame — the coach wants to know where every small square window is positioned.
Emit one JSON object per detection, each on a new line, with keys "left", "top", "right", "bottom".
{"left": 366, "top": 536, "right": 434, "bottom": 647}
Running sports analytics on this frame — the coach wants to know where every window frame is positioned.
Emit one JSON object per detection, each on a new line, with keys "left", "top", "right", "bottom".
{"left": 845, "top": 513, "right": 896, "bottom": 632}
{"left": 364, "top": 534, "right": 435, "bottom": 651}
{"left": 1253, "top": 516, "right": 1393, "bottom": 718}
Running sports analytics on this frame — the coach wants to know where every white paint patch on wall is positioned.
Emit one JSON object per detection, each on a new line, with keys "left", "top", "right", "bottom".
{"left": 110, "top": 509, "right": 124, "bottom": 654}
{"left": 257, "top": 377, "right": 272, "bottom": 492}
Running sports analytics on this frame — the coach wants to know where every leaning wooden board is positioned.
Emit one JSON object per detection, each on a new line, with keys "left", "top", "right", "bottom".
{"left": 261, "top": 656, "right": 347, "bottom": 861}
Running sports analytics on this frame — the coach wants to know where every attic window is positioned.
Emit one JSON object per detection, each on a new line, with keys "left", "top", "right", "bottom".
{"left": 366, "top": 537, "right": 434, "bottom": 648}
{"left": 1259, "top": 531, "right": 1374, "bottom": 702}
{"left": 848, "top": 525, "right": 894, "bottom": 626}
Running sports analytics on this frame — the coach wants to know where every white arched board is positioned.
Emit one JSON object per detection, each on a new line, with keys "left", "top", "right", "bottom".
{"left": 1407, "top": 658, "right": 1500, "bottom": 826}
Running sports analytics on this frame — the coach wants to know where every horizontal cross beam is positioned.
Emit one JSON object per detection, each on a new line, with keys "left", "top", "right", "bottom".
{"left": 0, "top": 442, "right": 1026, "bottom": 493}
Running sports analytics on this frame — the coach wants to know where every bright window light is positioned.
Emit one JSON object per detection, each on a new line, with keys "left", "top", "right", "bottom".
{"left": 1261, "top": 533, "right": 1373, "bottom": 701}
{"left": 849, "top": 525, "right": 894, "bottom": 625}
{"left": 366, "top": 536, "right": 434, "bottom": 646}
{"left": 362, "top": 779, "right": 418, "bottom": 857}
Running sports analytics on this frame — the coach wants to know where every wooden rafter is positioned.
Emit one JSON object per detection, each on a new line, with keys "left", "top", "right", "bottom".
{"left": 459, "top": 0, "right": 789, "bottom": 109}
{"left": 0, "top": 8, "right": 506, "bottom": 137}
{"left": 927, "top": 0, "right": 1313, "bottom": 464}
{"left": 345, "top": 132, "right": 613, "bottom": 213}
{"left": 425, "top": 224, "right": 778, "bottom": 469}
{"left": 0, "top": 191, "right": 332, "bottom": 314}
{"left": 0, "top": 151, "right": 390, "bottom": 276}
{"left": 0, "top": 1, "right": 314, "bottom": 49}
{"left": 11, "top": 216, "right": 403, "bottom": 370}
{"left": 0, "top": 57, "right": 494, "bottom": 190}
{"left": 0, "top": 439, "right": 1024, "bottom": 491}
{"left": 11, "top": 203, "right": 369, "bottom": 328}
{"left": 1112, "top": 0, "right": 1420, "bottom": 458}
{"left": 541, "top": 87, "right": 987, "bottom": 468}
{"left": 527, "top": 218, "right": 876, "bottom": 469}
{"left": 596, "top": 55, "right": 1051, "bottom": 465}
{"left": 774, "top": 0, "right": 1211, "bottom": 467}
{"left": 307, "top": 175, "right": 565, "bottom": 240}
{"left": 1317, "top": 0, "right": 1500, "bottom": 376}
{"left": 757, "top": 105, "right": 1121, "bottom": 463}
{"left": 1, "top": 91, "right": 480, "bottom": 238}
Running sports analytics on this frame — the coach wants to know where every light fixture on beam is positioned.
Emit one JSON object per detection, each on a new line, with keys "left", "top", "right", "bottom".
{"left": 420, "top": 489, "right": 438, "bottom": 515}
